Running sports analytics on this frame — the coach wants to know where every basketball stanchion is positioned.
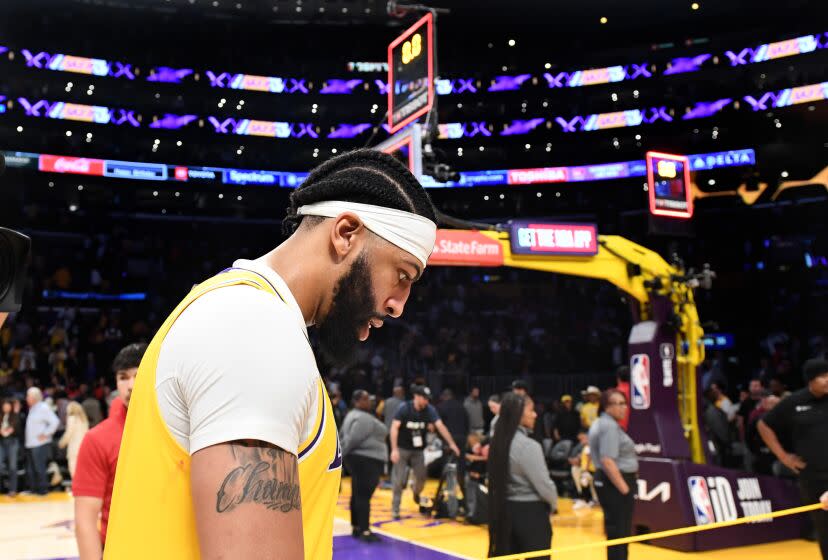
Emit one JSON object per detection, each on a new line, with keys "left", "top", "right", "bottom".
{"left": 488, "top": 502, "right": 823, "bottom": 560}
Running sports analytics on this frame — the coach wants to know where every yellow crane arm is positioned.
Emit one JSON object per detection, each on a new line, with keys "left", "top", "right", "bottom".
{"left": 473, "top": 230, "right": 707, "bottom": 463}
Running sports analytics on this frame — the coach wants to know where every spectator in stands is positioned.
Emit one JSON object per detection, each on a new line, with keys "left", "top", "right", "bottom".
{"left": 340, "top": 390, "right": 387, "bottom": 543}
{"left": 580, "top": 386, "right": 601, "bottom": 429}
{"left": 737, "top": 379, "right": 765, "bottom": 440}
{"left": 746, "top": 392, "right": 780, "bottom": 475}
{"left": 704, "top": 385, "right": 736, "bottom": 467}
{"left": 24, "top": 387, "right": 60, "bottom": 495}
{"left": 512, "top": 379, "right": 529, "bottom": 397}
{"left": 12, "top": 399, "right": 25, "bottom": 447}
{"left": 769, "top": 376, "right": 791, "bottom": 399}
{"left": 0, "top": 398, "right": 22, "bottom": 496}
{"left": 330, "top": 389, "right": 345, "bottom": 429}
{"left": 0, "top": 361, "right": 12, "bottom": 388}
{"left": 382, "top": 385, "right": 406, "bottom": 431}
{"left": 436, "top": 388, "right": 469, "bottom": 455}
{"left": 570, "top": 431, "right": 597, "bottom": 509}
{"left": 465, "top": 432, "right": 488, "bottom": 481}
{"left": 615, "top": 366, "right": 631, "bottom": 431}
{"left": 487, "top": 392, "right": 556, "bottom": 559}
{"left": 464, "top": 386, "right": 485, "bottom": 435}
{"left": 531, "top": 401, "right": 547, "bottom": 443}
{"left": 554, "top": 395, "right": 581, "bottom": 443}
{"left": 709, "top": 382, "right": 739, "bottom": 422}
{"left": 72, "top": 343, "right": 145, "bottom": 558}
{"left": 58, "top": 401, "right": 89, "bottom": 478}
{"left": 488, "top": 393, "right": 502, "bottom": 436}
{"left": 81, "top": 387, "right": 103, "bottom": 429}
{"left": 541, "top": 401, "right": 557, "bottom": 440}
{"left": 437, "top": 388, "right": 470, "bottom": 484}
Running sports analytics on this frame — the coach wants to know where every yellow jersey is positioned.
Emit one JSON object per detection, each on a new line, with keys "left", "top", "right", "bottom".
{"left": 105, "top": 268, "right": 341, "bottom": 559}
{"left": 580, "top": 401, "right": 599, "bottom": 429}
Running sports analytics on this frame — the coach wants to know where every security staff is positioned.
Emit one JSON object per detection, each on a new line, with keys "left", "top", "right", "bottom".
{"left": 759, "top": 358, "right": 828, "bottom": 559}
{"left": 589, "top": 389, "right": 638, "bottom": 560}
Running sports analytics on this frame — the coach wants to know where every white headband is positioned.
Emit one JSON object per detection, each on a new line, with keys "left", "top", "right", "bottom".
{"left": 297, "top": 200, "right": 437, "bottom": 268}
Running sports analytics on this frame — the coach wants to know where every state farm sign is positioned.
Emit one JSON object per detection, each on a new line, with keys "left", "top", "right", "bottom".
{"left": 429, "top": 230, "right": 504, "bottom": 267}
{"left": 38, "top": 154, "right": 105, "bottom": 176}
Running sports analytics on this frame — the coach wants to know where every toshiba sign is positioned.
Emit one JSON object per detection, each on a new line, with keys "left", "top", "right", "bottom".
{"left": 510, "top": 221, "right": 599, "bottom": 256}
{"left": 507, "top": 166, "right": 568, "bottom": 185}
{"left": 428, "top": 230, "right": 504, "bottom": 267}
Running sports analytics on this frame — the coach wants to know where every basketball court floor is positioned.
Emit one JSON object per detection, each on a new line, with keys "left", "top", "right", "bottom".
{"left": 0, "top": 479, "right": 820, "bottom": 559}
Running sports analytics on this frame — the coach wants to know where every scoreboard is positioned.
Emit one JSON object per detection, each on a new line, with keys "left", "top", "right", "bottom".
{"left": 646, "top": 151, "right": 694, "bottom": 219}
{"left": 387, "top": 13, "right": 435, "bottom": 133}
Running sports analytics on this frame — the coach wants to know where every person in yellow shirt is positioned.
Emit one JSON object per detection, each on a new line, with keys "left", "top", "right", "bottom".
{"left": 105, "top": 150, "right": 438, "bottom": 560}
{"left": 580, "top": 386, "right": 601, "bottom": 429}
{"left": 570, "top": 431, "right": 598, "bottom": 508}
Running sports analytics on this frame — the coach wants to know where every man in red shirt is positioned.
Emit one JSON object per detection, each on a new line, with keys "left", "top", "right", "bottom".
{"left": 616, "top": 365, "right": 631, "bottom": 431}
{"left": 72, "top": 343, "right": 146, "bottom": 559}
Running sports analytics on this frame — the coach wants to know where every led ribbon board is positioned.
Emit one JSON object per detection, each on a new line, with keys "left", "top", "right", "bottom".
{"left": 387, "top": 12, "right": 435, "bottom": 133}
{"left": 544, "top": 63, "right": 651, "bottom": 88}
{"left": 510, "top": 222, "right": 599, "bottom": 256}
{"left": 646, "top": 152, "right": 693, "bottom": 219}
{"left": 3, "top": 148, "right": 753, "bottom": 189}
{"left": 20, "top": 49, "right": 135, "bottom": 79}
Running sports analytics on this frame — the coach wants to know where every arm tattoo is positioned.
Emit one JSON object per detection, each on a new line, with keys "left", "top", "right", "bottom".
{"left": 216, "top": 440, "right": 302, "bottom": 514}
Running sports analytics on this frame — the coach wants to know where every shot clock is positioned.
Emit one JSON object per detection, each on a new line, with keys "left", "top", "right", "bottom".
{"left": 387, "top": 12, "right": 435, "bottom": 133}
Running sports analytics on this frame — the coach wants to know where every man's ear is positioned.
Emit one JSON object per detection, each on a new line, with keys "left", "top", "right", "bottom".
{"left": 330, "top": 212, "right": 366, "bottom": 260}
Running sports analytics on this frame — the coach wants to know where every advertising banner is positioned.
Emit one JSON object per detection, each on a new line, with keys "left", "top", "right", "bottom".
{"left": 428, "top": 230, "right": 503, "bottom": 267}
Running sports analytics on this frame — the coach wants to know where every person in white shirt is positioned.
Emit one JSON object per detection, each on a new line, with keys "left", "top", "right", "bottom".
{"left": 24, "top": 387, "right": 60, "bottom": 495}
{"left": 58, "top": 401, "right": 89, "bottom": 478}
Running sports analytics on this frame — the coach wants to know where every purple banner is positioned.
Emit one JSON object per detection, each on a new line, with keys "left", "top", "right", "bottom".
{"left": 635, "top": 459, "right": 805, "bottom": 551}
{"left": 627, "top": 313, "right": 691, "bottom": 460}
{"left": 147, "top": 67, "right": 194, "bottom": 83}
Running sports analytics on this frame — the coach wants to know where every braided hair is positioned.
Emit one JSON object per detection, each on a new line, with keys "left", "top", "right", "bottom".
{"left": 282, "top": 149, "right": 437, "bottom": 236}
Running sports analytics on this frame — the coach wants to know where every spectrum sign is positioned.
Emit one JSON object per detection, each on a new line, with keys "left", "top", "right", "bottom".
{"left": 510, "top": 222, "right": 599, "bottom": 256}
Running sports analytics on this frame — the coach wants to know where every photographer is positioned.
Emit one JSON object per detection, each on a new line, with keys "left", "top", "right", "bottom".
{"left": 389, "top": 385, "right": 461, "bottom": 520}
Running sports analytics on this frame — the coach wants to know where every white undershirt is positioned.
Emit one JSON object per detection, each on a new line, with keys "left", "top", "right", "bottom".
{"left": 155, "top": 259, "right": 321, "bottom": 456}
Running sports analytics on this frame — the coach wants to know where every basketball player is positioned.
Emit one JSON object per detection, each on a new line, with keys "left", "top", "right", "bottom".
{"left": 104, "top": 150, "right": 438, "bottom": 560}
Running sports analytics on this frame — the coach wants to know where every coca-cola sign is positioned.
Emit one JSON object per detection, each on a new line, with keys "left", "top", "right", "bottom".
{"left": 38, "top": 154, "right": 105, "bottom": 176}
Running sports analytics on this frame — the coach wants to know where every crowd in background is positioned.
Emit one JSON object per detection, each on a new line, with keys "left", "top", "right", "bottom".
{"left": 0, "top": 222, "right": 826, "bottom": 496}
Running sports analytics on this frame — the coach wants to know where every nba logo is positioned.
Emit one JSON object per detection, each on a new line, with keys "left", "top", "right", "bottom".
{"left": 688, "top": 476, "right": 716, "bottom": 525}
{"left": 630, "top": 354, "right": 651, "bottom": 410}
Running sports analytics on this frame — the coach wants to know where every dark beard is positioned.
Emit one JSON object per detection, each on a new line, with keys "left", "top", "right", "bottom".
{"left": 317, "top": 252, "right": 377, "bottom": 365}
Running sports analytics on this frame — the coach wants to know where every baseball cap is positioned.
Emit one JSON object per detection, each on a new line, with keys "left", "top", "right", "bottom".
{"left": 412, "top": 385, "right": 432, "bottom": 400}
{"left": 511, "top": 379, "right": 529, "bottom": 391}
{"left": 561, "top": 394, "right": 573, "bottom": 402}
{"left": 586, "top": 386, "right": 601, "bottom": 395}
